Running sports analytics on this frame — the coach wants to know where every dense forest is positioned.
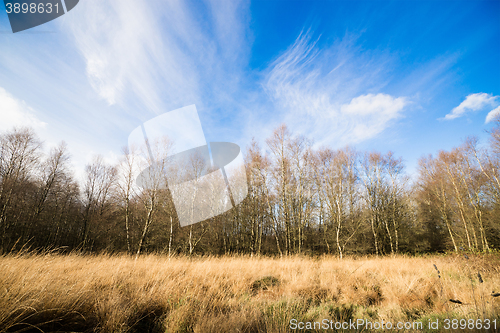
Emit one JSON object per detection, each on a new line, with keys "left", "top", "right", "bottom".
{"left": 0, "top": 118, "right": 499, "bottom": 256}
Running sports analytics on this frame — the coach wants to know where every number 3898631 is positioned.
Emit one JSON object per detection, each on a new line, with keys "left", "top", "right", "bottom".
{"left": 5, "top": 2, "right": 60, "bottom": 14}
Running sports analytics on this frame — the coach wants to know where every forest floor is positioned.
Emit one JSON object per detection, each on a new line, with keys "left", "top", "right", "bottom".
{"left": 0, "top": 253, "right": 499, "bottom": 332}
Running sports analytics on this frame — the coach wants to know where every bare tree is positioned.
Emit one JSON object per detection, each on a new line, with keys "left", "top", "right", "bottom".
{"left": 385, "top": 152, "right": 407, "bottom": 254}
{"left": 287, "top": 135, "right": 313, "bottom": 253}
{"left": 0, "top": 128, "right": 42, "bottom": 250}
{"left": 117, "top": 147, "right": 140, "bottom": 253}
{"left": 34, "top": 144, "right": 69, "bottom": 216}
{"left": 418, "top": 155, "right": 458, "bottom": 252}
{"left": 459, "top": 139, "right": 490, "bottom": 251}
{"left": 439, "top": 150, "right": 477, "bottom": 250}
{"left": 360, "top": 152, "right": 385, "bottom": 255}
{"left": 26, "top": 142, "right": 71, "bottom": 241}
{"left": 135, "top": 136, "right": 172, "bottom": 258}
{"left": 246, "top": 140, "right": 281, "bottom": 256}
{"left": 185, "top": 151, "right": 210, "bottom": 256}
{"left": 82, "top": 156, "right": 117, "bottom": 250}
{"left": 315, "top": 147, "right": 359, "bottom": 258}
{"left": 266, "top": 124, "right": 292, "bottom": 255}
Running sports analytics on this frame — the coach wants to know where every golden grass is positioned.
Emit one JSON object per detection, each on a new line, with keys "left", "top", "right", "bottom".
{"left": 1, "top": 253, "right": 499, "bottom": 332}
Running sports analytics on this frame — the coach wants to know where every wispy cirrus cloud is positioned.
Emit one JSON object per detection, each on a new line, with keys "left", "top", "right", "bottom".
{"left": 443, "top": 93, "right": 498, "bottom": 121}
{"left": 58, "top": 0, "right": 253, "bottom": 180}
{"left": 0, "top": 87, "right": 47, "bottom": 133}
{"left": 67, "top": 0, "right": 251, "bottom": 119}
{"left": 68, "top": 0, "right": 198, "bottom": 111}
{"left": 262, "top": 31, "right": 409, "bottom": 147}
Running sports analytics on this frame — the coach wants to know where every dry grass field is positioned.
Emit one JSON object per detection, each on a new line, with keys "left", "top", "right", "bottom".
{"left": 0, "top": 253, "right": 499, "bottom": 333}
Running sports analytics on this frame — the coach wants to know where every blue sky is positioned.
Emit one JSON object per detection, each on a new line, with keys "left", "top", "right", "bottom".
{"left": 0, "top": 0, "right": 499, "bottom": 179}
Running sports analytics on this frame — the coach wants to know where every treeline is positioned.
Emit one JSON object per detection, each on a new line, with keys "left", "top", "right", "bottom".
{"left": 0, "top": 119, "right": 499, "bottom": 256}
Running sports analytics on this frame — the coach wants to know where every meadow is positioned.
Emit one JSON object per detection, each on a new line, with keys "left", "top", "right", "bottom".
{"left": 0, "top": 253, "right": 499, "bottom": 332}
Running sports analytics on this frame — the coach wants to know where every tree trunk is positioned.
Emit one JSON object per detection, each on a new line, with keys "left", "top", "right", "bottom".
{"left": 168, "top": 216, "right": 173, "bottom": 257}
{"left": 136, "top": 198, "right": 154, "bottom": 259}
{"left": 371, "top": 215, "right": 379, "bottom": 255}
{"left": 125, "top": 198, "right": 131, "bottom": 253}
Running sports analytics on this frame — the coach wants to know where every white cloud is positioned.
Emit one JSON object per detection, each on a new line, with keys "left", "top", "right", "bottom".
{"left": 486, "top": 106, "right": 500, "bottom": 124}
{"left": 0, "top": 87, "right": 47, "bottom": 133}
{"left": 444, "top": 93, "right": 498, "bottom": 120}
{"left": 340, "top": 93, "right": 407, "bottom": 141}
{"left": 341, "top": 93, "right": 406, "bottom": 117}
{"left": 262, "top": 31, "right": 409, "bottom": 146}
